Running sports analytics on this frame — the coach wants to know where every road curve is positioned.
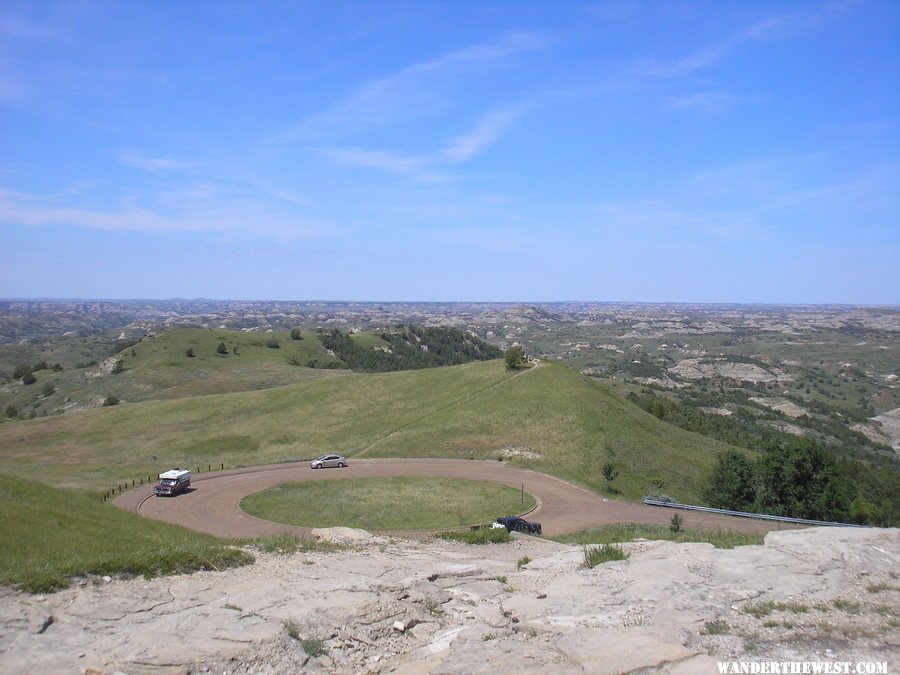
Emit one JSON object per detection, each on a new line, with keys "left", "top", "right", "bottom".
{"left": 114, "top": 458, "right": 788, "bottom": 539}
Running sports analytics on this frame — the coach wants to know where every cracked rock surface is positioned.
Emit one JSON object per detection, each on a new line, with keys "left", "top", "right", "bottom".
{"left": 0, "top": 527, "right": 897, "bottom": 674}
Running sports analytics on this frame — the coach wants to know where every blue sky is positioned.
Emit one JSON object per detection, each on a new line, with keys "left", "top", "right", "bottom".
{"left": 1, "top": 1, "right": 898, "bottom": 303}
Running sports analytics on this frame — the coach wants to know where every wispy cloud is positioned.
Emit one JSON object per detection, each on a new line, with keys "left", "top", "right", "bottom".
{"left": 664, "top": 91, "right": 761, "bottom": 114}
{"left": 0, "top": 188, "right": 330, "bottom": 240}
{"left": 442, "top": 106, "right": 524, "bottom": 163}
{"left": 637, "top": 4, "right": 853, "bottom": 78}
{"left": 278, "top": 31, "right": 549, "bottom": 141}
{"left": 118, "top": 150, "right": 199, "bottom": 174}
{"left": 0, "top": 15, "right": 65, "bottom": 42}
{"left": 321, "top": 103, "right": 527, "bottom": 182}
{"left": 594, "top": 199, "right": 767, "bottom": 243}
{"left": 320, "top": 147, "right": 448, "bottom": 183}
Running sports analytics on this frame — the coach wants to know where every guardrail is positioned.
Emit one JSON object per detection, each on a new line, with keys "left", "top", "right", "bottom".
{"left": 641, "top": 498, "right": 866, "bottom": 528}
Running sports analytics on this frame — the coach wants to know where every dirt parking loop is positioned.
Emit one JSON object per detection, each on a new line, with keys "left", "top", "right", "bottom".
{"left": 114, "top": 458, "right": 783, "bottom": 538}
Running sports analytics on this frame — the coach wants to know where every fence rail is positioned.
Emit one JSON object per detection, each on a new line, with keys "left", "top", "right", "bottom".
{"left": 641, "top": 498, "right": 866, "bottom": 528}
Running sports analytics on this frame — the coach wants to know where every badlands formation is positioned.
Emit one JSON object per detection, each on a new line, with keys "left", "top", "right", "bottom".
{"left": 0, "top": 527, "right": 897, "bottom": 674}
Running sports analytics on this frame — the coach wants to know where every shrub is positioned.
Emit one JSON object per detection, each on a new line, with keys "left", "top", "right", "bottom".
{"left": 12, "top": 364, "right": 29, "bottom": 379}
{"left": 517, "top": 555, "right": 531, "bottom": 569}
{"left": 4, "top": 404, "right": 18, "bottom": 419}
{"left": 670, "top": 513, "right": 683, "bottom": 533}
{"left": 601, "top": 461, "right": 618, "bottom": 490}
{"left": 41, "top": 383, "right": 54, "bottom": 397}
{"left": 290, "top": 328, "right": 303, "bottom": 340}
{"left": 217, "top": 342, "right": 228, "bottom": 355}
{"left": 185, "top": 347, "right": 195, "bottom": 357}
{"left": 52, "top": 363, "right": 63, "bottom": 371}
{"left": 300, "top": 637, "right": 327, "bottom": 657}
{"left": 103, "top": 395, "right": 120, "bottom": 407}
{"left": 22, "top": 371, "right": 36, "bottom": 385}
{"left": 701, "top": 619, "right": 730, "bottom": 635}
{"left": 504, "top": 345, "right": 527, "bottom": 369}
{"left": 582, "top": 543, "right": 629, "bottom": 568}
{"left": 265, "top": 338, "right": 280, "bottom": 349}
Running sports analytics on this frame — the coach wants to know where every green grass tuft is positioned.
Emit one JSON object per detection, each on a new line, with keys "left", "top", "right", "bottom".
{"left": 553, "top": 523, "right": 764, "bottom": 549}
{"left": 438, "top": 528, "right": 511, "bottom": 544}
{"left": 582, "top": 543, "right": 629, "bottom": 568}
{"left": 300, "top": 637, "right": 327, "bottom": 656}
{"left": 252, "top": 533, "right": 346, "bottom": 555}
{"left": 743, "top": 600, "right": 812, "bottom": 618}
{"left": 700, "top": 619, "right": 730, "bottom": 635}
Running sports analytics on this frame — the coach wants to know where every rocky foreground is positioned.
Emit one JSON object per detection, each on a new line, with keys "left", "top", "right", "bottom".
{"left": 1, "top": 527, "right": 897, "bottom": 674}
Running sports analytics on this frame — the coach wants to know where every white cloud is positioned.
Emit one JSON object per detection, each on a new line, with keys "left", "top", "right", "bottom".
{"left": 279, "top": 31, "right": 549, "bottom": 141}
{"left": 594, "top": 199, "right": 767, "bottom": 243}
{"left": 442, "top": 106, "right": 524, "bottom": 163}
{"left": 0, "top": 188, "right": 329, "bottom": 240}
{"left": 118, "top": 150, "right": 198, "bottom": 173}
{"left": 321, "top": 147, "right": 448, "bottom": 183}
{"left": 320, "top": 104, "right": 527, "bottom": 182}
{"left": 637, "top": 4, "right": 854, "bottom": 78}
{"left": 664, "top": 91, "right": 760, "bottom": 114}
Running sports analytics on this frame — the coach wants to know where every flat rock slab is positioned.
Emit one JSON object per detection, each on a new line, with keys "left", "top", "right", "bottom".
{"left": 0, "top": 527, "right": 897, "bottom": 674}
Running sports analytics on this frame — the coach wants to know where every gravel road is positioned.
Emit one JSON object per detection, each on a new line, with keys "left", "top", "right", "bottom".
{"left": 114, "top": 459, "right": 783, "bottom": 538}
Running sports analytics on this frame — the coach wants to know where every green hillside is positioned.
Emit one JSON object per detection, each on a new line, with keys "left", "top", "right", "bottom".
{"left": 0, "top": 328, "right": 345, "bottom": 418}
{"left": 0, "top": 360, "right": 745, "bottom": 503}
{"left": 1, "top": 326, "right": 502, "bottom": 420}
{"left": 0, "top": 474, "right": 251, "bottom": 592}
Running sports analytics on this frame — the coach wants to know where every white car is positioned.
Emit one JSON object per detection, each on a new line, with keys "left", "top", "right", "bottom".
{"left": 310, "top": 454, "right": 347, "bottom": 469}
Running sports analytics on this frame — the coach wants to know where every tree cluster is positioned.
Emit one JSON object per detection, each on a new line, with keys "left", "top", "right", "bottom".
{"left": 318, "top": 326, "right": 501, "bottom": 373}
{"left": 504, "top": 345, "right": 527, "bottom": 370}
{"left": 704, "top": 441, "right": 861, "bottom": 523}
{"left": 630, "top": 389, "right": 898, "bottom": 526}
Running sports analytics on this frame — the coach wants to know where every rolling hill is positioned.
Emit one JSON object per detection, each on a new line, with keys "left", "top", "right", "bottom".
{"left": 0, "top": 326, "right": 502, "bottom": 419}
{"left": 0, "top": 359, "right": 745, "bottom": 503}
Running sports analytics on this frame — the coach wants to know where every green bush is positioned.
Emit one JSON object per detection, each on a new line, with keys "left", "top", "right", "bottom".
{"left": 22, "top": 371, "right": 36, "bottom": 385}
{"left": 217, "top": 342, "right": 228, "bottom": 355}
{"left": 103, "top": 395, "right": 120, "bottom": 407}
{"left": 504, "top": 345, "right": 527, "bottom": 369}
{"left": 669, "top": 513, "right": 683, "bottom": 533}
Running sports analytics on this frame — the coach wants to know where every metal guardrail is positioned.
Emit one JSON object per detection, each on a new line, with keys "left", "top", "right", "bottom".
{"left": 641, "top": 498, "right": 866, "bottom": 528}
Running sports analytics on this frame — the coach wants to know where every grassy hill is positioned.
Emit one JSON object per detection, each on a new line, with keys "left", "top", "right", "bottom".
{"left": 0, "top": 359, "right": 745, "bottom": 503}
{"left": 0, "top": 326, "right": 501, "bottom": 420}
{"left": 0, "top": 328, "right": 345, "bottom": 418}
{"left": 0, "top": 474, "right": 251, "bottom": 592}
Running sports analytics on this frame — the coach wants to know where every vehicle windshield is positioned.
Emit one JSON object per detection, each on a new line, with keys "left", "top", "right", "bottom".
{"left": 160, "top": 479, "right": 176, "bottom": 485}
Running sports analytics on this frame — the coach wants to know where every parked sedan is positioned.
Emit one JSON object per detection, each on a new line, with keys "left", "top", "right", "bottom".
{"left": 495, "top": 516, "right": 542, "bottom": 535}
{"left": 310, "top": 454, "right": 348, "bottom": 469}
